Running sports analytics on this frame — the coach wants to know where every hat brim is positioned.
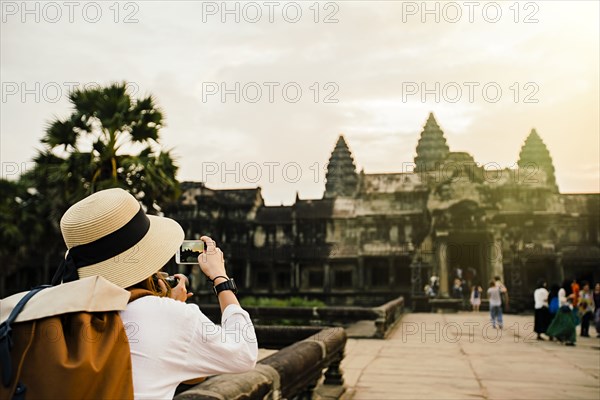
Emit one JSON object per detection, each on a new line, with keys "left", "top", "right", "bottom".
{"left": 77, "top": 215, "right": 185, "bottom": 288}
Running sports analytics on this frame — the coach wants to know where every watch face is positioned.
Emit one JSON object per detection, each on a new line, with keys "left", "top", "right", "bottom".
{"left": 229, "top": 278, "right": 237, "bottom": 291}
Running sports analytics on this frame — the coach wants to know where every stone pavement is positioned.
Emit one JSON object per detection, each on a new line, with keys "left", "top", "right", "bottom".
{"left": 342, "top": 312, "right": 600, "bottom": 400}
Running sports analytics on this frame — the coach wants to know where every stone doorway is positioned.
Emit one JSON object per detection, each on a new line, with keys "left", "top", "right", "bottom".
{"left": 446, "top": 231, "right": 491, "bottom": 293}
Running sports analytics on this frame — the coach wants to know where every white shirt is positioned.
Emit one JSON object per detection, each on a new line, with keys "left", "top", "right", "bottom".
{"left": 558, "top": 288, "right": 568, "bottom": 307}
{"left": 120, "top": 296, "right": 258, "bottom": 399}
{"left": 533, "top": 288, "right": 549, "bottom": 309}
{"left": 487, "top": 286, "right": 502, "bottom": 307}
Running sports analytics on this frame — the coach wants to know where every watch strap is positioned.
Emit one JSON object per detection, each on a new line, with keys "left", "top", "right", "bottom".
{"left": 213, "top": 278, "right": 237, "bottom": 295}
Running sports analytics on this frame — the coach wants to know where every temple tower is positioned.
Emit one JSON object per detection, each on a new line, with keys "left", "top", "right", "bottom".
{"left": 518, "top": 129, "right": 558, "bottom": 192}
{"left": 414, "top": 113, "right": 450, "bottom": 172}
{"left": 324, "top": 135, "right": 359, "bottom": 198}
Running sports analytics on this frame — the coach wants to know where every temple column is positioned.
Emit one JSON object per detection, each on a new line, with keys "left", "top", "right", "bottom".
{"left": 389, "top": 257, "right": 395, "bottom": 289}
{"left": 357, "top": 257, "right": 365, "bottom": 290}
{"left": 323, "top": 262, "right": 331, "bottom": 293}
{"left": 290, "top": 261, "right": 296, "bottom": 293}
{"left": 489, "top": 232, "right": 503, "bottom": 282}
{"left": 269, "top": 260, "right": 275, "bottom": 294}
{"left": 245, "top": 260, "right": 251, "bottom": 288}
{"left": 556, "top": 252, "right": 564, "bottom": 283}
{"left": 436, "top": 232, "right": 449, "bottom": 296}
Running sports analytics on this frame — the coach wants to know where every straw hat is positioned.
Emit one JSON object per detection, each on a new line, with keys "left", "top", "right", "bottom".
{"left": 58, "top": 188, "right": 184, "bottom": 288}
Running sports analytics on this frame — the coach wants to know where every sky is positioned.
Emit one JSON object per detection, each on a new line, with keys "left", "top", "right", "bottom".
{"left": 1, "top": 0, "right": 598, "bottom": 205}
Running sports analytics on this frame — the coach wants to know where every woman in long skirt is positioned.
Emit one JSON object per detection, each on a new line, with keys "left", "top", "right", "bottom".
{"left": 547, "top": 281, "right": 577, "bottom": 346}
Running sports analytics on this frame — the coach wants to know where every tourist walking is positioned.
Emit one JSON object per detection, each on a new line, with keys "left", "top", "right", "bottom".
{"left": 470, "top": 284, "right": 482, "bottom": 312}
{"left": 494, "top": 276, "right": 509, "bottom": 311}
{"left": 487, "top": 280, "right": 506, "bottom": 329}
{"left": 533, "top": 279, "right": 550, "bottom": 340}
{"left": 593, "top": 283, "right": 600, "bottom": 338}
{"left": 578, "top": 282, "right": 595, "bottom": 337}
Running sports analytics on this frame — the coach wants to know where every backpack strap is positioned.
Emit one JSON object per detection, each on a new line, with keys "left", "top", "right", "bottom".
{"left": 0, "top": 286, "right": 50, "bottom": 388}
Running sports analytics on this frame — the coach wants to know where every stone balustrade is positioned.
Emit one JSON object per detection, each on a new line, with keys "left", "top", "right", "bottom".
{"left": 196, "top": 296, "right": 404, "bottom": 339}
{"left": 175, "top": 327, "right": 347, "bottom": 400}
{"left": 373, "top": 296, "right": 405, "bottom": 338}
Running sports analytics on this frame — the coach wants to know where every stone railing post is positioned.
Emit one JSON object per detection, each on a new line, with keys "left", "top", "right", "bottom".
{"left": 297, "top": 381, "right": 317, "bottom": 400}
{"left": 323, "top": 346, "right": 345, "bottom": 386}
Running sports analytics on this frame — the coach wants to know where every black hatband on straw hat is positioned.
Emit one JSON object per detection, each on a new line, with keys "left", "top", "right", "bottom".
{"left": 51, "top": 206, "right": 150, "bottom": 285}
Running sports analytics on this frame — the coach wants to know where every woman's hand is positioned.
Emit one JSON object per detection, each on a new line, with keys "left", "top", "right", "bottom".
{"left": 198, "top": 235, "right": 227, "bottom": 282}
{"left": 158, "top": 273, "right": 192, "bottom": 302}
{"left": 198, "top": 236, "right": 240, "bottom": 313}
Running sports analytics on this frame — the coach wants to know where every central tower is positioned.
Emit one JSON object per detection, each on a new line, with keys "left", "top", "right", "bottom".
{"left": 414, "top": 113, "right": 450, "bottom": 172}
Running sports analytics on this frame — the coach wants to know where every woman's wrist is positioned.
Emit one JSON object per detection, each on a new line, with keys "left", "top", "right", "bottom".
{"left": 212, "top": 275, "right": 229, "bottom": 285}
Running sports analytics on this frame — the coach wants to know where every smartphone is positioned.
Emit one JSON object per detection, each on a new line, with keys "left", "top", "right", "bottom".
{"left": 176, "top": 240, "right": 205, "bottom": 264}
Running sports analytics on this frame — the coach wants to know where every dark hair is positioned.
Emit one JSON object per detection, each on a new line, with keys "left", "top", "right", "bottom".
{"left": 536, "top": 279, "right": 546, "bottom": 289}
{"left": 548, "top": 284, "right": 560, "bottom": 300}
{"left": 489, "top": 280, "right": 496, "bottom": 288}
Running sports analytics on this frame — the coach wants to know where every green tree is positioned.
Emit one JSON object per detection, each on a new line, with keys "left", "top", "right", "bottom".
{"left": 0, "top": 178, "right": 48, "bottom": 296}
{"left": 1, "top": 82, "right": 180, "bottom": 296}
{"left": 40, "top": 81, "right": 179, "bottom": 212}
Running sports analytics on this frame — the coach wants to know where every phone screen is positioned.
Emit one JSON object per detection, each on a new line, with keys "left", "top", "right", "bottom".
{"left": 176, "top": 240, "right": 205, "bottom": 264}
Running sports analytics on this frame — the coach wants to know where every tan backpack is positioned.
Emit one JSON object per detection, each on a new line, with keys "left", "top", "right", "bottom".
{"left": 0, "top": 277, "right": 134, "bottom": 400}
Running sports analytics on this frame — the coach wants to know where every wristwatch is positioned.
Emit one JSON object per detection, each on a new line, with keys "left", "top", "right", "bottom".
{"left": 213, "top": 278, "right": 237, "bottom": 296}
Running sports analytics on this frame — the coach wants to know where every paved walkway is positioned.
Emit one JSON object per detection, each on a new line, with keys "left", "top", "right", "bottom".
{"left": 342, "top": 312, "right": 600, "bottom": 400}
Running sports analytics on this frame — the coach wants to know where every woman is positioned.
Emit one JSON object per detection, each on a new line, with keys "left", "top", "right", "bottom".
{"left": 52, "top": 188, "right": 258, "bottom": 399}
{"left": 470, "top": 284, "right": 482, "bottom": 312}
{"left": 533, "top": 279, "right": 550, "bottom": 340}
{"left": 546, "top": 280, "right": 577, "bottom": 346}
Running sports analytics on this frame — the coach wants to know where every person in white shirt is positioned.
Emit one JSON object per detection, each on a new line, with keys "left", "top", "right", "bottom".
{"left": 52, "top": 188, "right": 258, "bottom": 399}
{"left": 558, "top": 286, "right": 568, "bottom": 307}
{"left": 487, "top": 280, "right": 506, "bottom": 329}
{"left": 533, "top": 279, "right": 550, "bottom": 340}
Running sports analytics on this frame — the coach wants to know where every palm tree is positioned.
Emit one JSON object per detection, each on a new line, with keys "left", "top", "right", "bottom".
{"left": 40, "top": 81, "right": 179, "bottom": 212}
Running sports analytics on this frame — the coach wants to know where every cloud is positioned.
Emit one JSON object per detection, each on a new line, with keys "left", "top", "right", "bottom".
{"left": 1, "top": 1, "right": 598, "bottom": 203}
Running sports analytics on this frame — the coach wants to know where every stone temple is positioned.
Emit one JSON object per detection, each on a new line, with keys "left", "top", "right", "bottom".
{"left": 166, "top": 113, "right": 600, "bottom": 308}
